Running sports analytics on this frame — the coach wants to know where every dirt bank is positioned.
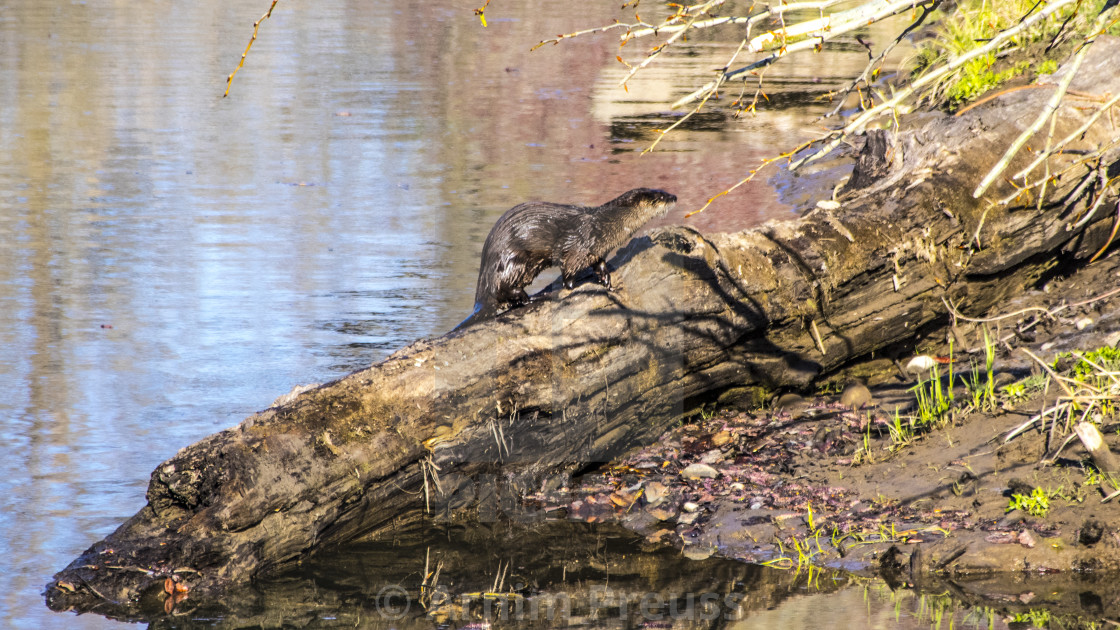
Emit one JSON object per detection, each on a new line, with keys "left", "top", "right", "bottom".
{"left": 530, "top": 248, "right": 1120, "bottom": 579}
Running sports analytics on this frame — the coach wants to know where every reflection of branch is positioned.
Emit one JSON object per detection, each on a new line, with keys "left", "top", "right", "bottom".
{"left": 224, "top": 0, "right": 280, "bottom": 98}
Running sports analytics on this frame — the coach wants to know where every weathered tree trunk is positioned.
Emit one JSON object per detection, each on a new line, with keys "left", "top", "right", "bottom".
{"left": 47, "top": 40, "right": 1120, "bottom": 614}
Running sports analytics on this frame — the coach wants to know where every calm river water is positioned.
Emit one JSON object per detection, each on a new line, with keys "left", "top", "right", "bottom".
{"left": 0, "top": 1, "right": 1007, "bottom": 627}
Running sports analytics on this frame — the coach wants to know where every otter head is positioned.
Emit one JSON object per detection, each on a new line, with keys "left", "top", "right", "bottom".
{"left": 608, "top": 188, "right": 677, "bottom": 218}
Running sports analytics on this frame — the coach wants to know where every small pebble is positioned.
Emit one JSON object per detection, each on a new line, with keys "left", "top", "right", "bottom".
{"left": 711, "top": 430, "right": 732, "bottom": 447}
{"left": 840, "top": 383, "right": 873, "bottom": 410}
{"left": 682, "top": 546, "right": 714, "bottom": 560}
{"left": 680, "top": 463, "right": 719, "bottom": 479}
{"left": 775, "top": 393, "right": 805, "bottom": 409}
{"left": 643, "top": 481, "right": 668, "bottom": 506}
{"left": 774, "top": 392, "right": 809, "bottom": 417}
{"left": 699, "top": 449, "right": 724, "bottom": 465}
{"left": 906, "top": 355, "right": 938, "bottom": 373}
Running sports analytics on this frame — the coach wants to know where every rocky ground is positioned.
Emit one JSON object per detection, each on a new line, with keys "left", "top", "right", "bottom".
{"left": 526, "top": 248, "right": 1120, "bottom": 586}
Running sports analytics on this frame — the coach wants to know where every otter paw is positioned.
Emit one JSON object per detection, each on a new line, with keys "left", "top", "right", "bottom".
{"left": 594, "top": 261, "right": 613, "bottom": 290}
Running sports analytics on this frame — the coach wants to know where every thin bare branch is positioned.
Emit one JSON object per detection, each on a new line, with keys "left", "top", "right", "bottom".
{"left": 972, "top": 35, "right": 1099, "bottom": 198}
{"left": 224, "top": 0, "right": 280, "bottom": 98}
{"left": 1090, "top": 199, "right": 1120, "bottom": 262}
{"left": 1073, "top": 171, "right": 1118, "bottom": 229}
{"left": 684, "top": 138, "right": 819, "bottom": 216}
{"left": 628, "top": 0, "right": 847, "bottom": 39}
{"left": 941, "top": 297, "right": 1052, "bottom": 325}
{"left": 531, "top": 21, "right": 640, "bottom": 51}
{"left": 788, "top": 0, "right": 1087, "bottom": 170}
{"left": 997, "top": 137, "right": 1120, "bottom": 206}
{"left": 1014, "top": 91, "right": 1120, "bottom": 180}
{"left": 822, "top": 1, "right": 939, "bottom": 120}
{"left": 946, "top": 284, "right": 1120, "bottom": 355}
{"left": 640, "top": 30, "right": 755, "bottom": 154}
{"left": 642, "top": 73, "right": 728, "bottom": 154}
{"left": 673, "top": 0, "right": 938, "bottom": 110}
{"left": 618, "top": 0, "right": 723, "bottom": 88}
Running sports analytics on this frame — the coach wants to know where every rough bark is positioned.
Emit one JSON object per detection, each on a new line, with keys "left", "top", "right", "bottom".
{"left": 47, "top": 39, "right": 1120, "bottom": 614}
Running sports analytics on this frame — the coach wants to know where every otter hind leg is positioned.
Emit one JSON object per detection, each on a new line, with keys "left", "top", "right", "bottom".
{"left": 593, "top": 259, "right": 613, "bottom": 290}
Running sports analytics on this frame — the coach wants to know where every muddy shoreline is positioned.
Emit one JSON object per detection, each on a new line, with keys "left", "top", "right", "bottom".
{"left": 531, "top": 249, "right": 1120, "bottom": 581}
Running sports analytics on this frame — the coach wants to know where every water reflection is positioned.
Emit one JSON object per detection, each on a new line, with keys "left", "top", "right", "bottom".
{"left": 54, "top": 520, "right": 1120, "bottom": 629}
{"left": 104, "top": 522, "right": 804, "bottom": 626}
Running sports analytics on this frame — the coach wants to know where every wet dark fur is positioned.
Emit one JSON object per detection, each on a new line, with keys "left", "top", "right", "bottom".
{"left": 456, "top": 188, "right": 676, "bottom": 329}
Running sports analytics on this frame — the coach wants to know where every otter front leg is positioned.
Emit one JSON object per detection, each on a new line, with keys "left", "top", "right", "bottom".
{"left": 506, "top": 288, "right": 531, "bottom": 307}
{"left": 593, "top": 259, "right": 613, "bottom": 290}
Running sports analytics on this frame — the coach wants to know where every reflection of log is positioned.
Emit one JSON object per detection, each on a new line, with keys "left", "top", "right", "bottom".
{"left": 48, "top": 41, "right": 1120, "bottom": 613}
{"left": 73, "top": 522, "right": 845, "bottom": 625}
{"left": 261, "top": 523, "right": 843, "bottom": 630}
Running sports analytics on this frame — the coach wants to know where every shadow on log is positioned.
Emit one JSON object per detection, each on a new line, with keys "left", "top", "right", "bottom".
{"left": 47, "top": 38, "right": 1120, "bottom": 615}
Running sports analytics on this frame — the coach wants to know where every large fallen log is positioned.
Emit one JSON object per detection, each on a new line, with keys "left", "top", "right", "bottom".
{"left": 47, "top": 40, "right": 1120, "bottom": 614}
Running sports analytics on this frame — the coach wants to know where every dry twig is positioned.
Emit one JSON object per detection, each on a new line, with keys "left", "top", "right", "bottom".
{"left": 972, "top": 12, "right": 1112, "bottom": 199}
{"left": 944, "top": 285, "right": 1120, "bottom": 354}
{"left": 224, "top": 0, "right": 280, "bottom": 98}
{"left": 673, "top": 0, "right": 939, "bottom": 111}
{"left": 789, "top": 0, "right": 1091, "bottom": 170}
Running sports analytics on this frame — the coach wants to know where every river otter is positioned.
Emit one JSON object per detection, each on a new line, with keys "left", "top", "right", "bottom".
{"left": 456, "top": 187, "right": 676, "bottom": 329}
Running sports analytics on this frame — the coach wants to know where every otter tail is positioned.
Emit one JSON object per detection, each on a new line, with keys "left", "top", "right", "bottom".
{"left": 453, "top": 302, "right": 498, "bottom": 331}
